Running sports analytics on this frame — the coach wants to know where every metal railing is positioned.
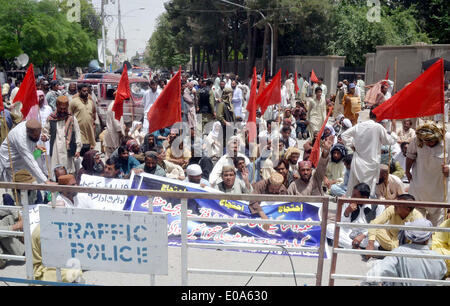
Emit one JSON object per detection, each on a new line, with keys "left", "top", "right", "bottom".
{"left": 0, "top": 182, "right": 329, "bottom": 286}
{"left": 328, "top": 198, "right": 450, "bottom": 286}
{"left": 179, "top": 195, "right": 330, "bottom": 286}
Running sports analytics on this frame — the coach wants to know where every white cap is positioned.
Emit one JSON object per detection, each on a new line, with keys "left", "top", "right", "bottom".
{"left": 186, "top": 164, "right": 202, "bottom": 176}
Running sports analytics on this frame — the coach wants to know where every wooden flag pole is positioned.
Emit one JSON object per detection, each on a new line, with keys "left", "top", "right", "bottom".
{"left": 444, "top": 109, "right": 448, "bottom": 220}
{"left": 2, "top": 113, "right": 20, "bottom": 205}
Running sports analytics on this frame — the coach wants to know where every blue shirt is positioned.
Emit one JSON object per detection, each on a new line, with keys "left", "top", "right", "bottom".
{"left": 153, "top": 128, "right": 170, "bottom": 147}
{"left": 119, "top": 155, "right": 141, "bottom": 176}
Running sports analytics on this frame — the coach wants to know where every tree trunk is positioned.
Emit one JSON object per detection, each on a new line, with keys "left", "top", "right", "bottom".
{"left": 207, "top": 50, "right": 212, "bottom": 75}
{"left": 233, "top": 14, "right": 239, "bottom": 76}
{"left": 251, "top": 26, "right": 258, "bottom": 70}
{"left": 272, "top": 21, "right": 279, "bottom": 77}
{"left": 196, "top": 46, "right": 201, "bottom": 75}
{"left": 262, "top": 24, "right": 270, "bottom": 75}
{"left": 245, "top": 12, "right": 253, "bottom": 79}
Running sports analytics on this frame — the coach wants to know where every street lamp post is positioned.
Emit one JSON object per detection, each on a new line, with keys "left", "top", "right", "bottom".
{"left": 220, "top": 0, "right": 274, "bottom": 76}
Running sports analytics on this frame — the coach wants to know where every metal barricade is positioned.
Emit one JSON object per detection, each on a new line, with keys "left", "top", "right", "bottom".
{"left": 328, "top": 198, "right": 450, "bottom": 286}
{"left": 0, "top": 182, "right": 329, "bottom": 286}
{"left": 179, "top": 194, "right": 330, "bottom": 286}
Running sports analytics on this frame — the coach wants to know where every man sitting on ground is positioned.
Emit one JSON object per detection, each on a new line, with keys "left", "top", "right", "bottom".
{"left": 366, "top": 218, "right": 447, "bottom": 286}
{"left": 366, "top": 194, "right": 423, "bottom": 255}
{"left": 215, "top": 165, "right": 252, "bottom": 194}
{"left": 326, "top": 183, "right": 384, "bottom": 249}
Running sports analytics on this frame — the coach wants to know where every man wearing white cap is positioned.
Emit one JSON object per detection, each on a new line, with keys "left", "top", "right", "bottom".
{"left": 185, "top": 164, "right": 210, "bottom": 188}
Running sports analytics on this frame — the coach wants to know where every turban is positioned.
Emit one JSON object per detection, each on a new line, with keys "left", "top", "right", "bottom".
{"left": 285, "top": 147, "right": 301, "bottom": 160}
{"left": 330, "top": 144, "right": 347, "bottom": 162}
{"left": 269, "top": 172, "right": 284, "bottom": 186}
{"left": 145, "top": 151, "right": 158, "bottom": 160}
{"left": 13, "top": 170, "right": 36, "bottom": 183}
{"left": 58, "top": 174, "right": 76, "bottom": 186}
{"left": 404, "top": 219, "right": 433, "bottom": 243}
{"left": 186, "top": 164, "right": 202, "bottom": 176}
{"left": 416, "top": 122, "right": 444, "bottom": 148}
{"left": 336, "top": 114, "right": 345, "bottom": 123}
{"left": 126, "top": 139, "right": 139, "bottom": 151}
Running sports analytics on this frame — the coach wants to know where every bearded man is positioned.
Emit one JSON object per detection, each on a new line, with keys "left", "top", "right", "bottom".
{"left": 406, "top": 122, "right": 450, "bottom": 226}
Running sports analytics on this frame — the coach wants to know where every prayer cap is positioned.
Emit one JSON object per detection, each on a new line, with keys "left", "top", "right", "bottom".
{"left": 221, "top": 165, "right": 236, "bottom": 174}
{"left": 269, "top": 172, "right": 284, "bottom": 186}
{"left": 13, "top": 170, "right": 36, "bottom": 183}
{"left": 342, "top": 119, "right": 352, "bottom": 129}
{"left": 56, "top": 96, "right": 69, "bottom": 104}
{"left": 58, "top": 174, "right": 76, "bottom": 186}
{"left": 298, "top": 160, "right": 313, "bottom": 169}
{"left": 404, "top": 219, "right": 433, "bottom": 243}
{"left": 186, "top": 164, "right": 202, "bottom": 176}
{"left": 26, "top": 119, "right": 41, "bottom": 130}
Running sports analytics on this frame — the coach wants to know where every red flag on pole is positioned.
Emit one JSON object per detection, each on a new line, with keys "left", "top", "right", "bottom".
{"left": 385, "top": 66, "right": 390, "bottom": 80}
{"left": 309, "top": 107, "right": 333, "bottom": 168}
{"left": 147, "top": 69, "right": 182, "bottom": 134}
{"left": 53, "top": 67, "right": 57, "bottom": 81}
{"left": 311, "top": 69, "right": 319, "bottom": 84}
{"left": 246, "top": 67, "right": 258, "bottom": 143}
{"left": 203, "top": 71, "right": 207, "bottom": 79}
{"left": 373, "top": 58, "right": 445, "bottom": 121}
{"left": 13, "top": 64, "right": 38, "bottom": 119}
{"left": 112, "top": 65, "right": 131, "bottom": 121}
{"left": 258, "top": 69, "right": 282, "bottom": 116}
{"left": 294, "top": 70, "right": 300, "bottom": 94}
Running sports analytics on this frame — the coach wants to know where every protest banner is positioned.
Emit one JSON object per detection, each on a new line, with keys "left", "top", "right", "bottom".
{"left": 78, "top": 174, "right": 130, "bottom": 210}
{"left": 124, "top": 173, "right": 328, "bottom": 258}
{"left": 39, "top": 206, "right": 168, "bottom": 275}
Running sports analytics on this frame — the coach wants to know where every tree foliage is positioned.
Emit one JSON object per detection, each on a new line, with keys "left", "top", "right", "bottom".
{"left": 0, "top": 0, "right": 100, "bottom": 73}
{"left": 146, "top": 0, "right": 439, "bottom": 72}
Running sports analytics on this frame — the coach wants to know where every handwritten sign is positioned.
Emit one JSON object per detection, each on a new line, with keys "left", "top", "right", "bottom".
{"left": 78, "top": 174, "right": 130, "bottom": 210}
{"left": 39, "top": 206, "right": 168, "bottom": 275}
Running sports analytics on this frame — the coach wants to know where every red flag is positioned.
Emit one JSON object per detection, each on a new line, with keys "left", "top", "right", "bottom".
{"left": 311, "top": 69, "right": 319, "bottom": 84}
{"left": 373, "top": 58, "right": 445, "bottom": 121}
{"left": 385, "top": 66, "right": 390, "bottom": 80}
{"left": 309, "top": 107, "right": 333, "bottom": 168}
{"left": 286, "top": 69, "right": 289, "bottom": 80}
{"left": 203, "top": 71, "right": 207, "bottom": 79}
{"left": 258, "top": 69, "right": 282, "bottom": 116}
{"left": 112, "top": 65, "right": 131, "bottom": 121}
{"left": 147, "top": 69, "right": 182, "bottom": 134}
{"left": 294, "top": 71, "right": 300, "bottom": 94}
{"left": 13, "top": 64, "right": 38, "bottom": 119}
{"left": 53, "top": 67, "right": 57, "bottom": 81}
{"left": 246, "top": 67, "right": 258, "bottom": 143}
{"left": 257, "top": 70, "right": 266, "bottom": 99}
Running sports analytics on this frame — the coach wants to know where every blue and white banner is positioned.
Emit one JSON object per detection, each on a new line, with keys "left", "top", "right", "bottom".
{"left": 124, "top": 173, "right": 328, "bottom": 258}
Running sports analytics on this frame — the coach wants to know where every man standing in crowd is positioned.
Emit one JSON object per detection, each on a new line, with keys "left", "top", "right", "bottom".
{"left": 406, "top": 122, "right": 450, "bottom": 226}
{"left": 143, "top": 80, "right": 161, "bottom": 132}
{"left": 341, "top": 108, "right": 396, "bottom": 198}
{"left": 41, "top": 96, "right": 82, "bottom": 177}
{"left": 69, "top": 83, "right": 96, "bottom": 155}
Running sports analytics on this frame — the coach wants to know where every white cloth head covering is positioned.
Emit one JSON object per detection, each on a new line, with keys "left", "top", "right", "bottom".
{"left": 260, "top": 158, "right": 275, "bottom": 180}
{"left": 186, "top": 164, "right": 202, "bottom": 176}
{"left": 404, "top": 219, "right": 433, "bottom": 243}
{"left": 209, "top": 121, "right": 222, "bottom": 139}
{"left": 342, "top": 119, "right": 352, "bottom": 129}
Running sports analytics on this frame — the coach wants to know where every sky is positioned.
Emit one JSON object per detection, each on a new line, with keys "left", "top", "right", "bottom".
{"left": 91, "top": 0, "right": 167, "bottom": 61}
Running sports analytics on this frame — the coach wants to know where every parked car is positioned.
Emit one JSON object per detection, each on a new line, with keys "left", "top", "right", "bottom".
{"left": 77, "top": 73, "right": 149, "bottom": 128}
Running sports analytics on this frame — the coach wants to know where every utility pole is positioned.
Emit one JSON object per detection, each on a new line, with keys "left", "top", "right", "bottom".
{"left": 101, "top": 0, "right": 107, "bottom": 70}
{"left": 118, "top": 0, "right": 122, "bottom": 40}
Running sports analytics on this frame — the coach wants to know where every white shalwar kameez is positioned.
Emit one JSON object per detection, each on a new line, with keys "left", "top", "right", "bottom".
{"left": 142, "top": 88, "right": 161, "bottom": 131}
{"left": 341, "top": 120, "right": 396, "bottom": 197}
{"left": 0, "top": 121, "right": 47, "bottom": 183}
{"left": 406, "top": 133, "right": 450, "bottom": 226}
